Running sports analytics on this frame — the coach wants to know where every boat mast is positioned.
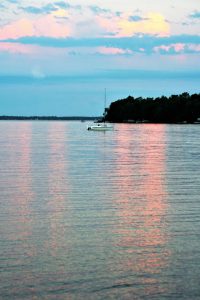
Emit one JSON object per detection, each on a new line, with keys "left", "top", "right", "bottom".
{"left": 104, "top": 88, "right": 106, "bottom": 123}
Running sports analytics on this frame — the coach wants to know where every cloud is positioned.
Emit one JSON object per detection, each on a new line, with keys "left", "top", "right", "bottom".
{"left": 89, "top": 5, "right": 111, "bottom": 16}
{"left": 2, "top": 34, "right": 200, "bottom": 56}
{"left": 31, "top": 66, "right": 46, "bottom": 79}
{"left": 0, "top": 42, "right": 35, "bottom": 54}
{"left": 21, "top": 2, "right": 70, "bottom": 15}
{"left": 1, "top": 2, "right": 172, "bottom": 39}
{"left": 6, "top": 0, "right": 18, "bottom": 2}
{"left": 186, "top": 44, "right": 200, "bottom": 52}
{"left": 0, "top": 19, "right": 34, "bottom": 40}
{"left": 0, "top": 16, "right": 71, "bottom": 40}
{"left": 189, "top": 11, "right": 200, "bottom": 19}
{"left": 0, "top": 0, "right": 199, "bottom": 56}
{"left": 154, "top": 43, "right": 200, "bottom": 54}
{"left": 117, "top": 12, "right": 170, "bottom": 37}
{"left": 89, "top": 12, "right": 170, "bottom": 38}
{"left": 128, "top": 15, "right": 146, "bottom": 22}
{"left": 22, "top": 4, "right": 56, "bottom": 15}
{"left": 54, "top": 2, "right": 70, "bottom": 9}
{"left": 97, "top": 46, "right": 132, "bottom": 55}
{"left": 154, "top": 43, "right": 185, "bottom": 54}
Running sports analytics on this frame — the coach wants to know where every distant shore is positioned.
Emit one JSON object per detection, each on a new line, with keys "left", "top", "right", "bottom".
{"left": 0, "top": 116, "right": 98, "bottom": 121}
{"left": 1, "top": 117, "right": 199, "bottom": 124}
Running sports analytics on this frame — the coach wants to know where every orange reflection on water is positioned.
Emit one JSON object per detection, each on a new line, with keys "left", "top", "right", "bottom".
{"left": 113, "top": 124, "right": 169, "bottom": 285}
{"left": 47, "top": 122, "right": 69, "bottom": 257}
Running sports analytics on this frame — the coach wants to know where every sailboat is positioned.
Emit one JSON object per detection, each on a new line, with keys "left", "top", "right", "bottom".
{"left": 87, "top": 89, "right": 113, "bottom": 131}
{"left": 87, "top": 122, "right": 113, "bottom": 131}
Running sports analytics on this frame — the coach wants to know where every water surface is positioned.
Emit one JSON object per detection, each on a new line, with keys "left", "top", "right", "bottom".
{"left": 1, "top": 122, "right": 200, "bottom": 299}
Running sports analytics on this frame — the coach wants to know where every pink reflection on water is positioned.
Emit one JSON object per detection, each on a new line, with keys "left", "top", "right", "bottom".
{"left": 47, "top": 122, "right": 69, "bottom": 257}
{"left": 8, "top": 123, "right": 35, "bottom": 255}
{"left": 112, "top": 124, "right": 170, "bottom": 290}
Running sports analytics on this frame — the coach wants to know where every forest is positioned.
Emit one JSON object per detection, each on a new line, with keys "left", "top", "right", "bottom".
{"left": 105, "top": 92, "right": 200, "bottom": 123}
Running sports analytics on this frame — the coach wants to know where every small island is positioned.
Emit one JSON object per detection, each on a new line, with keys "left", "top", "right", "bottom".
{"left": 105, "top": 92, "right": 200, "bottom": 124}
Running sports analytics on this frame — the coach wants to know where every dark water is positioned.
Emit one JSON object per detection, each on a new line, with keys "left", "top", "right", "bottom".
{"left": 1, "top": 121, "right": 200, "bottom": 299}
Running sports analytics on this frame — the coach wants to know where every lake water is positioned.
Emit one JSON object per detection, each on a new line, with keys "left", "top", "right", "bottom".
{"left": 1, "top": 121, "right": 200, "bottom": 299}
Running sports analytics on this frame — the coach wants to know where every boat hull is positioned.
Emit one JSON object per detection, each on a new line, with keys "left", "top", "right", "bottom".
{"left": 87, "top": 124, "right": 113, "bottom": 131}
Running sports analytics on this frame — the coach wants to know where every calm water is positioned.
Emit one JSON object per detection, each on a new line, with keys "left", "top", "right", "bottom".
{"left": 1, "top": 121, "right": 200, "bottom": 300}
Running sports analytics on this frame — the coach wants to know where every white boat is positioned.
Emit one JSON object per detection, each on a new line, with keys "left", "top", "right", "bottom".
{"left": 87, "top": 123, "right": 113, "bottom": 131}
{"left": 87, "top": 89, "right": 113, "bottom": 131}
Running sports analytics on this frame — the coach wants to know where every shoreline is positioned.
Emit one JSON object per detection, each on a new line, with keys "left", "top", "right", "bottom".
{"left": 0, "top": 116, "right": 98, "bottom": 121}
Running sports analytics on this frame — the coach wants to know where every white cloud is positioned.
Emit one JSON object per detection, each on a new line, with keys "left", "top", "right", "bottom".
{"left": 31, "top": 66, "right": 46, "bottom": 78}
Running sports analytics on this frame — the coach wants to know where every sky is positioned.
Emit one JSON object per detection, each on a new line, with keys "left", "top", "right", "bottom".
{"left": 0, "top": 0, "right": 200, "bottom": 116}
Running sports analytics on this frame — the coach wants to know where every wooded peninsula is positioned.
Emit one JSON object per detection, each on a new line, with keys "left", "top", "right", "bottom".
{"left": 105, "top": 92, "right": 200, "bottom": 123}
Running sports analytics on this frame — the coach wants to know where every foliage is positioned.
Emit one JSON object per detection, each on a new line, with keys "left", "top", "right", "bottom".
{"left": 105, "top": 92, "right": 200, "bottom": 123}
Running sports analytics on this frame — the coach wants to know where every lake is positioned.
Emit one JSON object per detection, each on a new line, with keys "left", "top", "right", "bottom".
{"left": 1, "top": 121, "right": 200, "bottom": 299}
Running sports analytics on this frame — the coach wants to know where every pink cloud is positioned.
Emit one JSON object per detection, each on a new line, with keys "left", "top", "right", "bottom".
{"left": 153, "top": 43, "right": 200, "bottom": 54}
{"left": 0, "top": 16, "right": 71, "bottom": 40}
{"left": 97, "top": 47, "right": 132, "bottom": 55}
{"left": 154, "top": 43, "right": 185, "bottom": 53}
{"left": 173, "top": 43, "right": 185, "bottom": 52}
{"left": 154, "top": 45, "right": 171, "bottom": 52}
{"left": 0, "top": 19, "right": 34, "bottom": 40}
{"left": 187, "top": 44, "right": 200, "bottom": 52}
{"left": 0, "top": 42, "right": 72, "bottom": 56}
{"left": 95, "top": 15, "right": 120, "bottom": 36}
{"left": 0, "top": 42, "right": 35, "bottom": 54}
{"left": 35, "top": 15, "right": 71, "bottom": 38}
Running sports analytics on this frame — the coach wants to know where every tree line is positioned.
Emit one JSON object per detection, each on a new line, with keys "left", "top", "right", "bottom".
{"left": 105, "top": 93, "right": 200, "bottom": 123}
{"left": 0, "top": 116, "right": 97, "bottom": 121}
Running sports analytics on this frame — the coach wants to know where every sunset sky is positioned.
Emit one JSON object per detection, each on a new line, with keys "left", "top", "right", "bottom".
{"left": 0, "top": 0, "right": 200, "bottom": 115}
